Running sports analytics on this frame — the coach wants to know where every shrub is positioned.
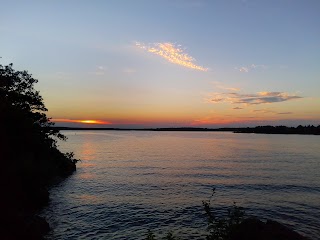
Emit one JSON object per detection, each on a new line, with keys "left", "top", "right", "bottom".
{"left": 203, "top": 188, "right": 245, "bottom": 240}
{"left": 144, "top": 188, "right": 245, "bottom": 240}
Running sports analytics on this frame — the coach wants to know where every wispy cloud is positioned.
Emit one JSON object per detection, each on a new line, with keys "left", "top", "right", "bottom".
{"left": 235, "top": 64, "right": 267, "bottom": 73}
{"left": 251, "top": 109, "right": 294, "bottom": 115}
{"left": 252, "top": 109, "right": 276, "bottom": 114}
{"left": 238, "top": 67, "right": 249, "bottom": 73}
{"left": 233, "top": 107, "right": 243, "bottom": 110}
{"left": 277, "top": 112, "right": 293, "bottom": 115}
{"left": 213, "top": 81, "right": 241, "bottom": 91}
{"left": 208, "top": 91, "right": 302, "bottom": 105}
{"left": 136, "top": 42, "right": 208, "bottom": 71}
{"left": 89, "top": 66, "right": 106, "bottom": 76}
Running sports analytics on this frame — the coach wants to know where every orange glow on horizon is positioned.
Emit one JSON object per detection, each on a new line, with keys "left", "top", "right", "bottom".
{"left": 53, "top": 119, "right": 111, "bottom": 124}
{"left": 52, "top": 114, "right": 318, "bottom": 127}
{"left": 79, "top": 120, "right": 105, "bottom": 124}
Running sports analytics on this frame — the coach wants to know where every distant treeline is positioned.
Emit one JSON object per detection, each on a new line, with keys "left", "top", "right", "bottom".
{"left": 53, "top": 127, "right": 232, "bottom": 131}
{"left": 53, "top": 125, "right": 320, "bottom": 135}
{"left": 234, "top": 125, "right": 320, "bottom": 135}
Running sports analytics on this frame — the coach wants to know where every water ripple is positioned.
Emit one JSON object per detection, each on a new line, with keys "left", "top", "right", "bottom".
{"left": 42, "top": 131, "right": 320, "bottom": 239}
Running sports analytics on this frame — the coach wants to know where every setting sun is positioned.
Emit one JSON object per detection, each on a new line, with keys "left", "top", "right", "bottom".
{"left": 79, "top": 120, "right": 108, "bottom": 124}
{"left": 52, "top": 119, "right": 111, "bottom": 125}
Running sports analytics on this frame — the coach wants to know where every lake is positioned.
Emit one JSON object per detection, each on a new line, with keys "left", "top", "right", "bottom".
{"left": 41, "top": 131, "right": 320, "bottom": 239}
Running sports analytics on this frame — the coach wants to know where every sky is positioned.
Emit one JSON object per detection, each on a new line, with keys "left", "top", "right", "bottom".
{"left": 1, "top": 0, "right": 319, "bottom": 128}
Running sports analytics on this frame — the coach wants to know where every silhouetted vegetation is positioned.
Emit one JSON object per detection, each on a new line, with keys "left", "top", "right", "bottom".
{"left": 234, "top": 125, "right": 320, "bottom": 135}
{"left": 0, "top": 63, "right": 78, "bottom": 239}
{"left": 53, "top": 126, "right": 320, "bottom": 135}
{"left": 144, "top": 188, "right": 245, "bottom": 240}
{"left": 203, "top": 189, "right": 245, "bottom": 240}
{"left": 144, "top": 189, "right": 309, "bottom": 240}
{"left": 145, "top": 230, "right": 181, "bottom": 240}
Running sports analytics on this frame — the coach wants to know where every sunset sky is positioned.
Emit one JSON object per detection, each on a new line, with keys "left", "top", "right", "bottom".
{"left": 1, "top": 0, "right": 319, "bottom": 128}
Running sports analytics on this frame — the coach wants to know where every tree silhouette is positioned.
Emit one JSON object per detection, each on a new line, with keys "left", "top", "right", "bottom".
{"left": 0, "top": 63, "right": 66, "bottom": 147}
{"left": 0, "top": 63, "right": 77, "bottom": 239}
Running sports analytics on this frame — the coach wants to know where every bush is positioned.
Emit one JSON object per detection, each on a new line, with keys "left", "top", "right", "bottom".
{"left": 0, "top": 63, "right": 78, "bottom": 179}
{"left": 203, "top": 188, "right": 245, "bottom": 240}
{"left": 144, "top": 188, "right": 245, "bottom": 240}
{"left": 0, "top": 63, "right": 78, "bottom": 239}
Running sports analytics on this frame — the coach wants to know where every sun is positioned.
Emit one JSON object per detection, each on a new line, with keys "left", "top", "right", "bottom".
{"left": 79, "top": 120, "right": 108, "bottom": 124}
{"left": 52, "top": 119, "right": 112, "bottom": 125}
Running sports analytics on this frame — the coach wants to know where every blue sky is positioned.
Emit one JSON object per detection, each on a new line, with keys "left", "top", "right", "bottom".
{"left": 1, "top": 0, "right": 319, "bottom": 127}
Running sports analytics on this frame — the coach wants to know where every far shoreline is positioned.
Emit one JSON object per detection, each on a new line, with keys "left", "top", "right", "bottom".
{"left": 52, "top": 126, "right": 320, "bottom": 135}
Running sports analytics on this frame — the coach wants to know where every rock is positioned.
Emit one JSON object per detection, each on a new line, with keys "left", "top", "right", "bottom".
{"left": 24, "top": 215, "right": 50, "bottom": 239}
{"left": 230, "top": 218, "right": 265, "bottom": 240}
{"left": 264, "top": 220, "right": 309, "bottom": 240}
{"left": 26, "top": 186, "right": 50, "bottom": 209}
{"left": 0, "top": 214, "right": 50, "bottom": 240}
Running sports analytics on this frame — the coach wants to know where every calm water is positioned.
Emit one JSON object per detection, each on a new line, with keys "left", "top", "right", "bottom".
{"left": 41, "top": 131, "right": 320, "bottom": 239}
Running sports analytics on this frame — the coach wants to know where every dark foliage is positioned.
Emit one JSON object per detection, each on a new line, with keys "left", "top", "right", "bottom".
{"left": 234, "top": 125, "right": 320, "bottom": 135}
{"left": 144, "top": 188, "right": 308, "bottom": 240}
{"left": 145, "top": 230, "right": 180, "bottom": 240}
{"left": 144, "top": 188, "right": 244, "bottom": 240}
{"left": 0, "top": 63, "right": 68, "bottom": 146}
{"left": 203, "top": 188, "right": 245, "bottom": 240}
{"left": 0, "top": 63, "right": 77, "bottom": 239}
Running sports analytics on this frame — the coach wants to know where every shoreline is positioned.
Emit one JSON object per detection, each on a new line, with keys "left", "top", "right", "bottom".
{"left": 0, "top": 137, "right": 77, "bottom": 240}
{"left": 53, "top": 126, "right": 320, "bottom": 135}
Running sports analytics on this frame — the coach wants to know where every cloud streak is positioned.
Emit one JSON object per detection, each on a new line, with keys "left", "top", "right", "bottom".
{"left": 277, "top": 112, "right": 293, "bottom": 115}
{"left": 209, "top": 91, "right": 302, "bottom": 105}
{"left": 136, "top": 42, "right": 208, "bottom": 71}
{"left": 235, "top": 64, "right": 267, "bottom": 73}
{"left": 213, "top": 81, "right": 241, "bottom": 91}
{"left": 251, "top": 109, "right": 294, "bottom": 115}
{"left": 89, "top": 66, "right": 106, "bottom": 76}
